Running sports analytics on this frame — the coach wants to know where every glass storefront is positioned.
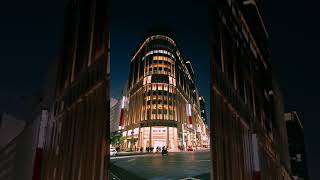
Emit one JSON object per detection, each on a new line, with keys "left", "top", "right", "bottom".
{"left": 120, "top": 125, "right": 208, "bottom": 151}
{"left": 122, "top": 126, "right": 179, "bottom": 151}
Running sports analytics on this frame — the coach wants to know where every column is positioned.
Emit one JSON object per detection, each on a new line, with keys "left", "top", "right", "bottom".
{"left": 149, "top": 126, "right": 152, "bottom": 148}
{"left": 167, "top": 126, "right": 169, "bottom": 149}
{"left": 138, "top": 127, "right": 141, "bottom": 149}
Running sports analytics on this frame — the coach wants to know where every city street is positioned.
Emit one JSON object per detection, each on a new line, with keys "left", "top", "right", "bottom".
{"left": 110, "top": 151, "right": 211, "bottom": 180}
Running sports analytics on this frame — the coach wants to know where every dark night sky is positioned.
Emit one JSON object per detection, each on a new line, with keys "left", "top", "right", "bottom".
{"left": 263, "top": 1, "right": 320, "bottom": 179}
{"left": 0, "top": 0, "right": 319, "bottom": 179}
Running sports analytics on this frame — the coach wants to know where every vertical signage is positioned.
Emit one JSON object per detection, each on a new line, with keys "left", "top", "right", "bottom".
{"left": 119, "top": 96, "right": 127, "bottom": 129}
{"left": 252, "top": 134, "right": 261, "bottom": 180}
{"left": 186, "top": 104, "right": 192, "bottom": 125}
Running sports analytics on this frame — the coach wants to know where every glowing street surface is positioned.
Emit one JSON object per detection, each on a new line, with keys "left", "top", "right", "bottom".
{"left": 110, "top": 151, "right": 211, "bottom": 180}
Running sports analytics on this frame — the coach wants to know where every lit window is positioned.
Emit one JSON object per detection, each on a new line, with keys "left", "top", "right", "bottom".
{"left": 143, "top": 77, "right": 147, "bottom": 85}
{"left": 164, "top": 85, "right": 168, "bottom": 91}
{"left": 152, "top": 84, "right": 157, "bottom": 90}
{"left": 169, "top": 76, "right": 173, "bottom": 85}
{"left": 147, "top": 76, "right": 152, "bottom": 84}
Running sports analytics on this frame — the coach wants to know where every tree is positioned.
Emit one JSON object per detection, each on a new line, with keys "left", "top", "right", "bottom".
{"left": 110, "top": 133, "right": 125, "bottom": 146}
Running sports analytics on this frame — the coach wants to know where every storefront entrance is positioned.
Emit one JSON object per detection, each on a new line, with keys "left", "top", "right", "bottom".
{"left": 153, "top": 140, "right": 166, "bottom": 148}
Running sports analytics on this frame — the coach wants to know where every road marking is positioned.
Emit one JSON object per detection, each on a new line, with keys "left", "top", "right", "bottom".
{"left": 179, "top": 177, "right": 201, "bottom": 180}
{"left": 110, "top": 172, "right": 121, "bottom": 180}
{"left": 127, "top": 158, "right": 135, "bottom": 162}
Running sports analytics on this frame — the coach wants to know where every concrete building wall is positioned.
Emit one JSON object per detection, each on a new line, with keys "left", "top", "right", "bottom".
{"left": 110, "top": 98, "right": 121, "bottom": 133}
{"left": 0, "top": 110, "right": 48, "bottom": 180}
{"left": 0, "top": 113, "right": 25, "bottom": 148}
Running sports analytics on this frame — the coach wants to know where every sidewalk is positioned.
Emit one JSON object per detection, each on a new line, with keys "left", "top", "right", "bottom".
{"left": 113, "top": 148, "right": 210, "bottom": 157}
{"left": 114, "top": 151, "right": 155, "bottom": 156}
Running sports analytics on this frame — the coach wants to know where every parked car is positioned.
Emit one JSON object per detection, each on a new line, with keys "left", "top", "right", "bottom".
{"left": 110, "top": 148, "right": 117, "bottom": 156}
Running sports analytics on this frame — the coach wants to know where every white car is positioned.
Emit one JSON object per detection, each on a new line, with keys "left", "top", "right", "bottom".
{"left": 110, "top": 148, "right": 117, "bottom": 156}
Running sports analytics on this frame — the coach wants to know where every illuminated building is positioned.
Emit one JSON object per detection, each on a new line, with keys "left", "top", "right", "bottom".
{"left": 285, "top": 112, "right": 310, "bottom": 180}
{"left": 210, "top": 0, "right": 292, "bottom": 179}
{"left": 199, "top": 96, "right": 208, "bottom": 124}
{"left": 119, "top": 32, "right": 209, "bottom": 151}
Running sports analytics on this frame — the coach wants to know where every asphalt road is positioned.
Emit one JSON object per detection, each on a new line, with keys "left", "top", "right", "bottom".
{"left": 110, "top": 151, "right": 211, "bottom": 180}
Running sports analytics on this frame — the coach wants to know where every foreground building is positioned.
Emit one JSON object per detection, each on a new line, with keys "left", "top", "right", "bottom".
{"left": 210, "top": 0, "right": 292, "bottom": 179}
{"left": 119, "top": 32, "right": 209, "bottom": 151}
{"left": 285, "top": 112, "right": 310, "bottom": 180}
{"left": 42, "top": 0, "right": 110, "bottom": 179}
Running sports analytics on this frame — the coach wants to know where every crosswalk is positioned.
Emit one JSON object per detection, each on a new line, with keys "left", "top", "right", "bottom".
{"left": 179, "top": 177, "right": 201, "bottom": 180}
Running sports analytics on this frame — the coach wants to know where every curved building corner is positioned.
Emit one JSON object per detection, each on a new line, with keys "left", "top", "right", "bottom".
{"left": 118, "top": 34, "right": 209, "bottom": 152}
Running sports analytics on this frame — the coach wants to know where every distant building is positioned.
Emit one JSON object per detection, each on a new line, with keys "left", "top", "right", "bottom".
{"left": 0, "top": 113, "right": 25, "bottom": 148}
{"left": 110, "top": 98, "right": 121, "bottom": 133}
{"left": 285, "top": 112, "right": 310, "bottom": 180}
{"left": 272, "top": 80, "right": 292, "bottom": 180}
{"left": 0, "top": 113, "right": 25, "bottom": 180}
{"left": 199, "top": 96, "right": 207, "bottom": 124}
{"left": 0, "top": 109, "right": 48, "bottom": 180}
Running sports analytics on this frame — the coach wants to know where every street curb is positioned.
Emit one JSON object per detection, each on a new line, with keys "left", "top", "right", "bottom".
{"left": 114, "top": 152, "right": 156, "bottom": 157}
